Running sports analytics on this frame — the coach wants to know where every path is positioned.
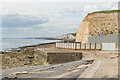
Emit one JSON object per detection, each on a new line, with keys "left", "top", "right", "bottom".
{"left": 2, "top": 59, "right": 94, "bottom": 79}
{"left": 78, "top": 51, "right": 118, "bottom": 78}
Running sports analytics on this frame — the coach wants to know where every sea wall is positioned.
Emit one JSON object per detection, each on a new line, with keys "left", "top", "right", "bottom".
{"left": 34, "top": 48, "right": 82, "bottom": 65}
{"left": 47, "top": 53, "right": 82, "bottom": 64}
{"left": 76, "top": 12, "right": 118, "bottom": 42}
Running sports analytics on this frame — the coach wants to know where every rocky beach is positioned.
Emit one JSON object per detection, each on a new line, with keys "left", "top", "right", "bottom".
{"left": 1, "top": 42, "right": 56, "bottom": 69}
{"left": 1, "top": 33, "right": 77, "bottom": 69}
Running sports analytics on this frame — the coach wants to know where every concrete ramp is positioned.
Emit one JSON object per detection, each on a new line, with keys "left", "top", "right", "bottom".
{"left": 78, "top": 60, "right": 102, "bottom": 78}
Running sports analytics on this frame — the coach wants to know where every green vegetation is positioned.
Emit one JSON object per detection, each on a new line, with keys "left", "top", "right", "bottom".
{"left": 91, "top": 10, "right": 120, "bottom": 14}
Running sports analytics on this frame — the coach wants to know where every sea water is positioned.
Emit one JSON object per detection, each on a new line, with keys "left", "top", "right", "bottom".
{"left": 1, "top": 39, "right": 59, "bottom": 51}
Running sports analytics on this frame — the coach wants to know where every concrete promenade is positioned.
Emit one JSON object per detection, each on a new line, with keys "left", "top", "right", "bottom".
{"left": 78, "top": 51, "right": 118, "bottom": 78}
{"left": 2, "top": 59, "right": 93, "bottom": 78}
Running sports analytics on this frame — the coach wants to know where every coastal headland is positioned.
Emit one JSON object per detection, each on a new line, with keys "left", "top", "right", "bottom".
{"left": 76, "top": 10, "right": 119, "bottom": 43}
{"left": 1, "top": 10, "right": 119, "bottom": 79}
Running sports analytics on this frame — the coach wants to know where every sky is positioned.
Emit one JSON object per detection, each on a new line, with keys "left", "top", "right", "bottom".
{"left": 1, "top": 1, "right": 119, "bottom": 38}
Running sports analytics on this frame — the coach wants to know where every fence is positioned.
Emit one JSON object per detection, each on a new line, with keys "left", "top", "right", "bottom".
{"left": 56, "top": 42, "right": 102, "bottom": 50}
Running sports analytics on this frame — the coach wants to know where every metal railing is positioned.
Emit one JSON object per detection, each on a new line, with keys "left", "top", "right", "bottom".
{"left": 56, "top": 42, "right": 102, "bottom": 50}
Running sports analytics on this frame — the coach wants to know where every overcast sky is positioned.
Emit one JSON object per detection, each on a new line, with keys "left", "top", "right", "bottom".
{"left": 1, "top": 0, "right": 119, "bottom": 38}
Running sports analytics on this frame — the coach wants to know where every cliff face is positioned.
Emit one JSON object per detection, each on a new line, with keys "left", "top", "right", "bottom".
{"left": 76, "top": 12, "right": 119, "bottom": 42}
{"left": 55, "top": 33, "right": 76, "bottom": 41}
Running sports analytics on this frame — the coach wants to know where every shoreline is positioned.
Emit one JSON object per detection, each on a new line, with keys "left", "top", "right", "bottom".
{"left": 1, "top": 41, "right": 60, "bottom": 69}
{"left": 1, "top": 40, "right": 62, "bottom": 53}
{"left": 2, "top": 40, "right": 82, "bottom": 69}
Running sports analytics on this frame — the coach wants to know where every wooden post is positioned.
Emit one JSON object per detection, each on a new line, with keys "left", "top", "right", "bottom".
{"left": 67, "top": 42, "right": 69, "bottom": 48}
{"left": 80, "top": 42, "right": 81, "bottom": 50}
{"left": 68, "top": 42, "right": 69, "bottom": 49}
{"left": 65, "top": 42, "right": 66, "bottom": 48}
{"left": 69, "top": 43, "right": 70, "bottom": 49}
{"left": 85, "top": 43, "right": 86, "bottom": 50}
{"left": 58, "top": 42, "right": 59, "bottom": 48}
{"left": 56, "top": 42, "right": 57, "bottom": 48}
{"left": 75, "top": 43, "right": 77, "bottom": 50}
{"left": 62, "top": 42, "right": 63, "bottom": 48}
{"left": 101, "top": 43, "right": 102, "bottom": 51}
{"left": 59, "top": 42, "right": 60, "bottom": 48}
{"left": 69, "top": 42, "right": 71, "bottom": 49}
{"left": 66, "top": 43, "right": 68, "bottom": 49}
{"left": 90, "top": 43, "right": 91, "bottom": 50}
{"left": 72, "top": 42, "right": 74, "bottom": 49}
{"left": 95, "top": 43, "right": 96, "bottom": 50}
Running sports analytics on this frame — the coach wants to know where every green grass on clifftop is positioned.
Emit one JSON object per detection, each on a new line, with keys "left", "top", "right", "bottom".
{"left": 91, "top": 10, "right": 120, "bottom": 14}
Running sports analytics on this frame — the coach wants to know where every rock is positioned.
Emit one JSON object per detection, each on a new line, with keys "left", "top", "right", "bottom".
{"left": 76, "top": 12, "right": 119, "bottom": 42}
{"left": 10, "top": 71, "right": 28, "bottom": 75}
{"left": 77, "top": 64, "right": 91, "bottom": 69}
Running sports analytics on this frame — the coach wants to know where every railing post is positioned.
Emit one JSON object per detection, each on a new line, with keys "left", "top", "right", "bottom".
{"left": 64, "top": 42, "right": 65, "bottom": 48}
{"left": 62, "top": 42, "right": 63, "bottom": 48}
{"left": 95, "top": 43, "right": 96, "bottom": 50}
{"left": 56, "top": 42, "right": 57, "bottom": 48}
{"left": 67, "top": 43, "right": 69, "bottom": 49}
{"left": 72, "top": 42, "right": 74, "bottom": 49}
{"left": 59, "top": 42, "right": 60, "bottom": 48}
{"left": 80, "top": 42, "right": 81, "bottom": 50}
{"left": 75, "top": 43, "right": 77, "bottom": 50}
{"left": 68, "top": 42, "right": 69, "bottom": 49}
{"left": 65, "top": 42, "right": 66, "bottom": 48}
{"left": 85, "top": 43, "right": 86, "bottom": 50}
{"left": 69, "top": 43, "right": 71, "bottom": 49}
{"left": 101, "top": 43, "right": 102, "bottom": 51}
{"left": 90, "top": 43, "right": 91, "bottom": 50}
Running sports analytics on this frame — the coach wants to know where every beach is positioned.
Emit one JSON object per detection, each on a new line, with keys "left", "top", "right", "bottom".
{"left": 2, "top": 42, "right": 57, "bottom": 69}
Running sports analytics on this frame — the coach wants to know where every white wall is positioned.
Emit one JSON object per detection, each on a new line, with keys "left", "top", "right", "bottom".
{"left": 102, "top": 43, "right": 116, "bottom": 51}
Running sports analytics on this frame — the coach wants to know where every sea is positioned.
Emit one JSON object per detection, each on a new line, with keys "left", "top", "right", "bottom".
{"left": 0, "top": 39, "right": 60, "bottom": 52}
